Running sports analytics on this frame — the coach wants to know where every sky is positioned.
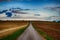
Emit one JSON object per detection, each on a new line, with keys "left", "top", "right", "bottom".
{"left": 0, "top": 0, "right": 60, "bottom": 10}
{"left": 0, "top": 0, "right": 60, "bottom": 17}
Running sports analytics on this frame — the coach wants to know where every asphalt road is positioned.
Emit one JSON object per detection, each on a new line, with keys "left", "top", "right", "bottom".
{"left": 17, "top": 22, "right": 45, "bottom": 40}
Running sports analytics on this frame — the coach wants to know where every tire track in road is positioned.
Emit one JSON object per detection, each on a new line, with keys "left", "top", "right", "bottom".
{"left": 17, "top": 22, "right": 45, "bottom": 40}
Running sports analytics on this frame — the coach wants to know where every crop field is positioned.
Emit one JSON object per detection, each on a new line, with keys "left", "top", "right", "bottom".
{"left": 0, "top": 21, "right": 60, "bottom": 40}
{"left": 0, "top": 21, "right": 29, "bottom": 39}
{"left": 32, "top": 21, "right": 60, "bottom": 40}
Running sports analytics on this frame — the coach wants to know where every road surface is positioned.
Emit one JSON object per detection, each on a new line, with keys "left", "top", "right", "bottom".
{"left": 17, "top": 22, "right": 45, "bottom": 40}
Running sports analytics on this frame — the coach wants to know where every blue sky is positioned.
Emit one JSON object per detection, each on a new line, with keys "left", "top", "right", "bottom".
{"left": 0, "top": 0, "right": 60, "bottom": 17}
{"left": 0, "top": 0, "right": 60, "bottom": 10}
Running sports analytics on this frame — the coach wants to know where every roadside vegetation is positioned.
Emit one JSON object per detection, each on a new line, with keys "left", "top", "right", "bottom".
{"left": 0, "top": 21, "right": 29, "bottom": 40}
{"left": 32, "top": 21, "right": 60, "bottom": 40}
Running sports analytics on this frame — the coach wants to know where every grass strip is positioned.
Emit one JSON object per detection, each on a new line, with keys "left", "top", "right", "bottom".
{"left": 32, "top": 24, "right": 54, "bottom": 40}
{"left": 36, "top": 29, "right": 54, "bottom": 40}
{"left": 0, "top": 24, "right": 29, "bottom": 40}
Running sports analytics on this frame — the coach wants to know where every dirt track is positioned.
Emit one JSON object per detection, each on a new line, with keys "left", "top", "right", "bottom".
{"left": 17, "top": 22, "right": 45, "bottom": 40}
{"left": 0, "top": 21, "right": 28, "bottom": 38}
{"left": 0, "top": 21, "right": 28, "bottom": 30}
{"left": 0, "top": 21, "right": 60, "bottom": 40}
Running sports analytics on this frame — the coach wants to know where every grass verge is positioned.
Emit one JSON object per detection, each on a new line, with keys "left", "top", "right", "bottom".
{"left": 0, "top": 24, "right": 29, "bottom": 40}
{"left": 36, "top": 29, "right": 54, "bottom": 40}
{"left": 32, "top": 24, "right": 54, "bottom": 40}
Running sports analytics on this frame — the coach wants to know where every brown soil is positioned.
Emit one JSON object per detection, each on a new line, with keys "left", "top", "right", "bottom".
{"left": 0, "top": 21, "right": 28, "bottom": 38}
{"left": 0, "top": 21, "right": 28, "bottom": 30}
{"left": 32, "top": 21, "right": 60, "bottom": 40}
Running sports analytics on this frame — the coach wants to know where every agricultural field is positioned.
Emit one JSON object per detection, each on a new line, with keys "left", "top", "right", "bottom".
{"left": 32, "top": 21, "right": 60, "bottom": 40}
{"left": 0, "top": 21, "right": 60, "bottom": 40}
{"left": 0, "top": 21, "right": 29, "bottom": 40}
